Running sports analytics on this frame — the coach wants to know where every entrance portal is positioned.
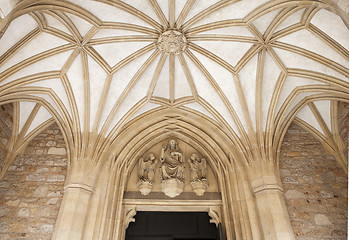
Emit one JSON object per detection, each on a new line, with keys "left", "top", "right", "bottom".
{"left": 125, "top": 211, "right": 218, "bottom": 240}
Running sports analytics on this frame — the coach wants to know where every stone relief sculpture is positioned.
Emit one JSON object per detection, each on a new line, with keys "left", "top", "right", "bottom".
{"left": 137, "top": 153, "right": 157, "bottom": 195}
{"left": 160, "top": 139, "right": 185, "bottom": 197}
{"left": 189, "top": 153, "right": 207, "bottom": 181}
{"left": 160, "top": 139, "right": 185, "bottom": 181}
{"left": 157, "top": 30, "right": 187, "bottom": 56}
{"left": 188, "top": 153, "right": 208, "bottom": 196}
{"left": 135, "top": 140, "right": 211, "bottom": 197}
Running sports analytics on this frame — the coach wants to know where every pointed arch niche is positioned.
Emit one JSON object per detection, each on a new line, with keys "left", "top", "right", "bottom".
{"left": 81, "top": 108, "right": 265, "bottom": 240}
{"left": 122, "top": 138, "right": 222, "bottom": 239}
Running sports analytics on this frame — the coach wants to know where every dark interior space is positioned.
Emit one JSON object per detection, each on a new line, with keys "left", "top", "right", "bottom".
{"left": 125, "top": 211, "right": 218, "bottom": 240}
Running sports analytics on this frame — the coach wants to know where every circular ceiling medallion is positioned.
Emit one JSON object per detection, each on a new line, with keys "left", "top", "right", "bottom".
{"left": 157, "top": 30, "right": 187, "bottom": 55}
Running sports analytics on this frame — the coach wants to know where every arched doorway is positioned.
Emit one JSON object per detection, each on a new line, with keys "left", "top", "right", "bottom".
{"left": 81, "top": 109, "right": 264, "bottom": 240}
{"left": 120, "top": 137, "right": 224, "bottom": 239}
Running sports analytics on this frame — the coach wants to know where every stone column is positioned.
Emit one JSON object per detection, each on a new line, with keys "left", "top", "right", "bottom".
{"left": 249, "top": 161, "right": 295, "bottom": 240}
{"left": 51, "top": 160, "right": 97, "bottom": 240}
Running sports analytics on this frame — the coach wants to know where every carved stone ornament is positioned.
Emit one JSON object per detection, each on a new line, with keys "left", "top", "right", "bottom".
{"left": 157, "top": 30, "right": 187, "bottom": 55}
{"left": 160, "top": 139, "right": 185, "bottom": 197}
{"left": 208, "top": 207, "right": 221, "bottom": 227}
{"left": 137, "top": 153, "right": 158, "bottom": 195}
{"left": 188, "top": 153, "right": 208, "bottom": 196}
{"left": 190, "top": 181, "right": 208, "bottom": 196}
{"left": 160, "top": 178, "right": 185, "bottom": 198}
{"left": 124, "top": 205, "right": 136, "bottom": 229}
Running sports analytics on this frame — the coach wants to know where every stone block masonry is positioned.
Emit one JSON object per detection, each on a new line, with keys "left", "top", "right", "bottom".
{"left": 338, "top": 101, "right": 349, "bottom": 161}
{"left": 280, "top": 122, "right": 348, "bottom": 240}
{"left": 0, "top": 123, "right": 67, "bottom": 240}
{"left": 0, "top": 104, "right": 13, "bottom": 166}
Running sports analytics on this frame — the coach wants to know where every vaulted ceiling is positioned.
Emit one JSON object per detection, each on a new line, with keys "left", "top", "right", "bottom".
{"left": 0, "top": 0, "right": 348, "bottom": 175}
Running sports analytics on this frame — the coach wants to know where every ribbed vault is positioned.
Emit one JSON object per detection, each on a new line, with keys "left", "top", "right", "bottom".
{"left": 0, "top": 0, "right": 348, "bottom": 175}
{"left": 0, "top": 1, "right": 348, "bottom": 239}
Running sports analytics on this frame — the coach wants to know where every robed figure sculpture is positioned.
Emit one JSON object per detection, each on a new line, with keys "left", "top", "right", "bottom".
{"left": 188, "top": 153, "right": 208, "bottom": 196}
{"left": 160, "top": 139, "right": 185, "bottom": 182}
{"left": 137, "top": 153, "right": 158, "bottom": 195}
{"left": 160, "top": 139, "right": 185, "bottom": 197}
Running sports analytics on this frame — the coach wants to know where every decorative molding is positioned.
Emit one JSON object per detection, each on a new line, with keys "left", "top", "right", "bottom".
{"left": 157, "top": 30, "right": 187, "bottom": 56}
{"left": 64, "top": 183, "right": 94, "bottom": 194}
{"left": 123, "top": 201, "right": 222, "bottom": 229}
{"left": 252, "top": 184, "right": 284, "bottom": 194}
{"left": 124, "top": 205, "right": 137, "bottom": 229}
{"left": 123, "top": 191, "right": 222, "bottom": 200}
{"left": 208, "top": 206, "right": 221, "bottom": 227}
{"left": 160, "top": 178, "right": 184, "bottom": 198}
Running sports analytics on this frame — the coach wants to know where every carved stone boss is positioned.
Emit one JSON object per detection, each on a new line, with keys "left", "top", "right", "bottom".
{"left": 157, "top": 30, "right": 187, "bottom": 56}
{"left": 137, "top": 139, "right": 209, "bottom": 197}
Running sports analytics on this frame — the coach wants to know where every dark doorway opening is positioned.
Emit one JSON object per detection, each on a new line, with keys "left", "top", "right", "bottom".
{"left": 125, "top": 211, "right": 219, "bottom": 240}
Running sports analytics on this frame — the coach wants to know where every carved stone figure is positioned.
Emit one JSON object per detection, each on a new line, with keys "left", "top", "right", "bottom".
{"left": 188, "top": 153, "right": 207, "bottom": 182}
{"left": 188, "top": 153, "right": 208, "bottom": 196}
{"left": 138, "top": 153, "right": 157, "bottom": 182}
{"left": 160, "top": 139, "right": 185, "bottom": 197}
{"left": 137, "top": 153, "right": 157, "bottom": 195}
{"left": 160, "top": 139, "right": 185, "bottom": 182}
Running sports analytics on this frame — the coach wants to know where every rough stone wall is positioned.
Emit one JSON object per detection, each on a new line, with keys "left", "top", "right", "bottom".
{"left": 0, "top": 103, "right": 13, "bottom": 166}
{"left": 338, "top": 101, "right": 349, "bottom": 160}
{"left": 0, "top": 123, "right": 67, "bottom": 240}
{"left": 280, "top": 123, "right": 348, "bottom": 240}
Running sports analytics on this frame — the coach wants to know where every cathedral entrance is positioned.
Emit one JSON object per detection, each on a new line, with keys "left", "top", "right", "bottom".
{"left": 125, "top": 211, "right": 218, "bottom": 240}
{"left": 120, "top": 138, "right": 224, "bottom": 239}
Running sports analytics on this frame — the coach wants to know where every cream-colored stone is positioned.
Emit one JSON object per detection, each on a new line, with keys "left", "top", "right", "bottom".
{"left": 34, "top": 186, "right": 48, "bottom": 197}
{"left": 48, "top": 147, "right": 66, "bottom": 155}
{"left": 285, "top": 190, "right": 306, "bottom": 199}
{"left": 315, "top": 214, "right": 332, "bottom": 225}
{"left": 188, "top": 153, "right": 208, "bottom": 196}
{"left": 157, "top": 30, "right": 187, "bottom": 55}
{"left": 160, "top": 178, "right": 184, "bottom": 198}
{"left": 0, "top": 1, "right": 348, "bottom": 240}
{"left": 6, "top": 199, "right": 20, "bottom": 207}
{"left": 137, "top": 181, "right": 153, "bottom": 196}
{"left": 19, "top": 202, "right": 28, "bottom": 208}
{"left": 26, "top": 174, "right": 45, "bottom": 182}
{"left": 17, "top": 208, "right": 30, "bottom": 217}
{"left": 47, "top": 198, "right": 59, "bottom": 205}
{"left": 137, "top": 153, "right": 157, "bottom": 195}
{"left": 190, "top": 180, "right": 208, "bottom": 196}
{"left": 40, "top": 224, "right": 54, "bottom": 233}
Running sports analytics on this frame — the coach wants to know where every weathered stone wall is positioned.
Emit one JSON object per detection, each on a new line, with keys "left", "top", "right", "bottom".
{"left": 0, "top": 123, "right": 67, "bottom": 240}
{"left": 338, "top": 101, "right": 349, "bottom": 160}
{"left": 280, "top": 123, "right": 348, "bottom": 240}
{"left": 0, "top": 103, "right": 13, "bottom": 166}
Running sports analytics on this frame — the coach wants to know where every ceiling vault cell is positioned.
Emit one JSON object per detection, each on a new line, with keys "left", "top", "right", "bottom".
{"left": 0, "top": 0, "right": 348, "bottom": 180}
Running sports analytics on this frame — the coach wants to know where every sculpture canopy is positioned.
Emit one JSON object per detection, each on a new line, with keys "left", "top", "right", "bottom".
{"left": 0, "top": 0, "right": 348, "bottom": 172}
